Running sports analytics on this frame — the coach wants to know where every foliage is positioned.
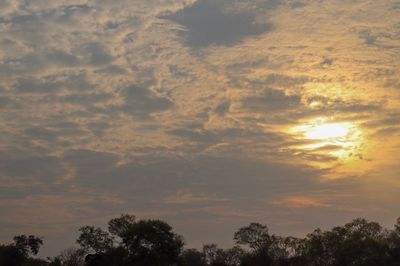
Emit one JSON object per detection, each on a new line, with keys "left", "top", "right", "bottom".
{"left": 76, "top": 226, "right": 114, "bottom": 253}
{"left": 0, "top": 235, "right": 43, "bottom": 266}
{"left": 3, "top": 216, "right": 400, "bottom": 266}
{"left": 179, "top": 248, "right": 205, "bottom": 266}
{"left": 13, "top": 235, "right": 43, "bottom": 257}
{"left": 108, "top": 214, "right": 136, "bottom": 238}
{"left": 75, "top": 215, "right": 184, "bottom": 266}
{"left": 120, "top": 219, "right": 184, "bottom": 266}
{"left": 0, "top": 244, "right": 26, "bottom": 266}
{"left": 55, "top": 247, "right": 86, "bottom": 266}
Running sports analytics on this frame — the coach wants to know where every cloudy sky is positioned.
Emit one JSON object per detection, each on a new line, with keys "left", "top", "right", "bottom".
{"left": 1, "top": 0, "right": 399, "bottom": 256}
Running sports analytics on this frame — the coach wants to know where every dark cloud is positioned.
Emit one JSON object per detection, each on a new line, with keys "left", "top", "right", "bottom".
{"left": 262, "top": 74, "right": 309, "bottom": 87}
{"left": 363, "top": 113, "right": 400, "bottom": 128}
{"left": 62, "top": 92, "right": 113, "bottom": 105}
{"left": 0, "top": 95, "right": 16, "bottom": 109}
{"left": 13, "top": 72, "right": 96, "bottom": 94}
{"left": 24, "top": 122, "right": 85, "bottom": 142}
{"left": 168, "top": 128, "right": 221, "bottom": 144}
{"left": 24, "top": 126, "right": 60, "bottom": 141}
{"left": 86, "top": 121, "right": 113, "bottom": 136}
{"left": 288, "top": 1, "right": 306, "bottom": 9}
{"left": 59, "top": 72, "right": 96, "bottom": 91}
{"left": 242, "top": 88, "right": 302, "bottom": 112}
{"left": 226, "top": 59, "right": 268, "bottom": 72}
{"left": 0, "top": 54, "right": 47, "bottom": 77}
{"left": 305, "top": 96, "right": 382, "bottom": 113}
{"left": 359, "top": 29, "right": 376, "bottom": 45}
{"left": 384, "top": 78, "right": 400, "bottom": 89}
{"left": 62, "top": 149, "right": 324, "bottom": 204}
{"left": 374, "top": 127, "right": 400, "bottom": 137}
{"left": 53, "top": 4, "right": 93, "bottom": 23}
{"left": 362, "top": 113, "right": 400, "bottom": 137}
{"left": 214, "top": 101, "right": 230, "bottom": 116}
{"left": 168, "top": 64, "right": 191, "bottom": 78}
{"left": 45, "top": 50, "right": 79, "bottom": 67}
{"left": 321, "top": 58, "right": 333, "bottom": 66}
{"left": 14, "top": 77, "right": 62, "bottom": 94}
{"left": 82, "top": 43, "right": 113, "bottom": 66}
{"left": 95, "top": 65, "right": 127, "bottom": 75}
{"left": 0, "top": 151, "right": 66, "bottom": 182}
{"left": 164, "top": 0, "right": 275, "bottom": 47}
{"left": 117, "top": 85, "right": 174, "bottom": 118}
{"left": 63, "top": 149, "right": 120, "bottom": 185}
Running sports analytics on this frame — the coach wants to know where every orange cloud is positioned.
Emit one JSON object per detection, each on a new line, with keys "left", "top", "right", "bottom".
{"left": 164, "top": 191, "right": 230, "bottom": 204}
{"left": 273, "top": 196, "right": 330, "bottom": 209}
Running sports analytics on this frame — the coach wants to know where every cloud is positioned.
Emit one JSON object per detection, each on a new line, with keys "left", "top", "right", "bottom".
{"left": 261, "top": 74, "right": 309, "bottom": 87}
{"left": 81, "top": 42, "right": 113, "bottom": 66}
{"left": 0, "top": 150, "right": 67, "bottom": 182}
{"left": 242, "top": 88, "right": 302, "bottom": 112}
{"left": 117, "top": 85, "right": 174, "bottom": 118}
{"left": 214, "top": 101, "right": 230, "bottom": 116}
{"left": 374, "top": 127, "right": 400, "bottom": 137}
{"left": 359, "top": 29, "right": 377, "bottom": 45}
{"left": 44, "top": 50, "right": 79, "bottom": 67}
{"left": 12, "top": 72, "right": 96, "bottom": 94}
{"left": 304, "top": 96, "right": 382, "bottom": 115}
{"left": 24, "top": 122, "right": 85, "bottom": 142}
{"left": 63, "top": 149, "right": 120, "bottom": 184}
{"left": 168, "top": 128, "right": 220, "bottom": 144}
{"left": 163, "top": 0, "right": 275, "bottom": 48}
{"left": 62, "top": 92, "right": 112, "bottom": 105}
{"left": 0, "top": 95, "right": 16, "bottom": 109}
{"left": 164, "top": 191, "right": 230, "bottom": 205}
{"left": 0, "top": 0, "right": 400, "bottom": 258}
{"left": 24, "top": 126, "right": 60, "bottom": 141}
{"left": 273, "top": 196, "right": 330, "bottom": 209}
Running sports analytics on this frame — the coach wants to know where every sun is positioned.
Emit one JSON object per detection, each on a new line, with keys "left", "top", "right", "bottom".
{"left": 304, "top": 123, "right": 351, "bottom": 140}
{"left": 290, "top": 118, "right": 363, "bottom": 162}
{"left": 292, "top": 119, "right": 356, "bottom": 143}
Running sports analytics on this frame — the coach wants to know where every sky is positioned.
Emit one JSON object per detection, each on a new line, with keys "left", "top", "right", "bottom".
{"left": 0, "top": 0, "right": 400, "bottom": 257}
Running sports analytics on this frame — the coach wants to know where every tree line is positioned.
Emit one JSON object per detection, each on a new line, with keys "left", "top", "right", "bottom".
{"left": 2, "top": 214, "right": 400, "bottom": 266}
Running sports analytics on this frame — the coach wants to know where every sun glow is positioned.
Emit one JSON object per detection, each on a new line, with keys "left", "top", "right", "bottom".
{"left": 304, "top": 123, "right": 351, "bottom": 140}
{"left": 290, "top": 118, "right": 363, "bottom": 162}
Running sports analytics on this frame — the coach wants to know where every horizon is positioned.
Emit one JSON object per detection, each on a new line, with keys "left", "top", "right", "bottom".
{"left": 1, "top": 0, "right": 399, "bottom": 258}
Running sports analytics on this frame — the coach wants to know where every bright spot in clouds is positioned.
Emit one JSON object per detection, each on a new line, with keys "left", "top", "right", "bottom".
{"left": 290, "top": 118, "right": 364, "bottom": 162}
{"left": 304, "top": 123, "right": 351, "bottom": 140}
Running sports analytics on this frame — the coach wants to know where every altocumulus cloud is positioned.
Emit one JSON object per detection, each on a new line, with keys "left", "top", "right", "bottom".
{"left": 0, "top": 0, "right": 400, "bottom": 258}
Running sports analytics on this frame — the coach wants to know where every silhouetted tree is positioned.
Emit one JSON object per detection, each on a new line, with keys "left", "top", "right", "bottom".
{"left": 0, "top": 245, "right": 26, "bottom": 266}
{"left": 388, "top": 217, "right": 400, "bottom": 263}
{"left": 77, "top": 226, "right": 114, "bottom": 253}
{"left": 298, "top": 218, "right": 392, "bottom": 266}
{"left": 108, "top": 214, "right": 136, "bottom": 238}
{"left": 234, "top": 223, "right": 289, "bottom": 265}
{"left": 0, "top": 235, "right": 43, "bottom": 266}
{"left": 223, "top": 246, "right": 246, "bottom": 266}
{"left": 4, "top": 215, "right": 400, "bottom": 266}
{"left": 76, "top": 215, "right": 183, "bottom": 266}
{"left": 23, "top": 258, "right": 49, "bottom": 266}
{"left": 55, "top": 247, "right": 86, "bottom": 266}
{"left": 234, "top": 223, "right": 270, "bottom": 252}
{"left": 179, "top": 248, "right": 205, "bottom": 266}
{"left": 202, "top": 244, "right": 228, "bottom": 266}
{"left": 13, "top": 235, "right": 43, "bottom": 257}
{"left": 120, "top": 219, "right": 184, "bottom": 266}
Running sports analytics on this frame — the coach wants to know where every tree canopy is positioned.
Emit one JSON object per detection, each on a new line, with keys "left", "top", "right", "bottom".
{"left": 2, "top": 215, "right": 400, "bottom": 266}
